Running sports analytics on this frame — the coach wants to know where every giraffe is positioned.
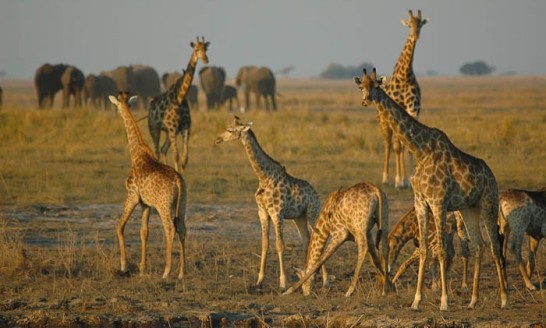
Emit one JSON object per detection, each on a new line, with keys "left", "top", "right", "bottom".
{"left": 354, "top": 68, "right": 508, "bottom": 311}
{"left": 215, "top": 116, "right": 323, "bottom": 289}
{"left": 388, "top": 207, "right": 470, "bottom": 290}
{"left": 379, "top": 10, "right": 428, "bottom": 188}
{"left": 283, "top": 182, "right": 394, "bottom": 297}
{"left": 147, "top": 36, "right": 209, "bottom": 172}
{"left": 109, "top": 92, "right": 187, "bottom": 279}
{"left": 498, "top": 187, "right": 546, "bottom": 290}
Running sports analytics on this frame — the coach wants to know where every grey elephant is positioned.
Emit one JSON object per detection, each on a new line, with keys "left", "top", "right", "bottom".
{"left": 220, "top": 85, "right": 241, "bottom": 112}
{"left": 235, "top": 66, "right": 277, "bottom": 111}
{"left": 161, "top": 71, "right": 199, "bottom": 111}
{"left": 199, "top": 66, "right": 226, "bottom": 110}
{"left": 34, "top": 63, "right": 85, "bottom": 109}
{"left": 131, "top": 64, "right": 161, "bottom": 110}
{"left": 83, "top": 74, "right": 118, "bottom": 109}
{"left": 101, "top": 65, "right": 137, "bottom": 97}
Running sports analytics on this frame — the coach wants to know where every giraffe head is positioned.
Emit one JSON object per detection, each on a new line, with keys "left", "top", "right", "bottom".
{"left": 401, "top": 10, "right": 428, "bottom": 40}
{"left": 190, "top": 36, "right": 210, "bottom": 64}
{"left": 215, "top": 115, "right": 253, "bottom": 144}
{"left": 108, "top": 91, "right": 138, "bottom": 111}
{"left": 353, "top": 68, "right": 382, "bottom": 107}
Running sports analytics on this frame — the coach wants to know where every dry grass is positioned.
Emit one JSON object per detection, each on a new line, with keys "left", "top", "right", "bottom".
{"left": 0, "top": 76, "right": 546, "bottom": 326}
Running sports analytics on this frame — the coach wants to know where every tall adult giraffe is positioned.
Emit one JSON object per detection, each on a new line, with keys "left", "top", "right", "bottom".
{"left": 215, "top": 116, "right": 323, "bottom": 289}
{"left": 147, "top": 36, "right": 209, "bottom": 172}
{"left": 354, "top": 68, "right": 508, "bottom": 311}
{"left": 380, "top": 10, "right": 428, "bottom": 188}
{"left": 109, "top": 92, "right": 187, "bottom": 279}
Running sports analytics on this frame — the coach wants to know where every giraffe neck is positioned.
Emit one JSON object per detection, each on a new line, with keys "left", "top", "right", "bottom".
{"left": 388, "top": 220, "right": 417, "bottom": 266}
{"left": 240, "top": 130, "right": 284, "bottom": 181}
{"left": 169, "top": 52, "right": 198, "bottom": 105}
{"left": 392, "top": 35, "right": 417, "bottom": 81}
{"left": 118, "top": 103, "right": 154, "bottom": 163}
{"left": 371, "top": 87, "right": 429, "bottom": 161}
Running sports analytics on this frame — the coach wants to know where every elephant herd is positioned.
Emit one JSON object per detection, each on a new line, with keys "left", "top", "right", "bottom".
{"left": 33, "top": 62, "right": 278, "bottom": 112}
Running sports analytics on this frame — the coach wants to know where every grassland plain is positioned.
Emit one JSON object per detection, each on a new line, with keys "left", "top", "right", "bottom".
{"left": 0, "top": 76, "right": 545, "bottom": 327}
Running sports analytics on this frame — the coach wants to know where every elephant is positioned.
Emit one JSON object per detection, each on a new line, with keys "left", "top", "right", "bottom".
{"left": 199, "top": 66, "right": 226, "bottom": 110}
{"left": 101, "top": 65, "right": 137, "bottom": 98}
{"left": 161, "top": 71, "right": 199, "bottom": 111}
{"left": 131, "top": 64, "right": 161, "bottom": 110}
{"left": 220, "top": 85, "right": 241, "bottom": 112}
{"left": 34, "top": 63, "right": 85, "bottom": 109}
{"left": 235, "top": 66, "right": 277, "bottom": 111}
{"left": 83, "top": 74, "right": 118, "bottom": 109}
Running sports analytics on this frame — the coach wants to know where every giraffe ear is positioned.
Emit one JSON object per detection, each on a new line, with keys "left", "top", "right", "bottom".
{"left": 401, "top": 19, "right": 409, "bottom": 27}
{"left": 190, "top": 41, "right": 195, "bottom": 48}
{"left": 128, "top": 96, "right": 138, "bottom": 107}
{"left": 108, "top": 95, "right": 119, "bottom": 106}
{"left": 205, "top": 41, "right": 210, "bottom": 48}
{"left": 353, "top": 77, "right": 361, "bottom": 85}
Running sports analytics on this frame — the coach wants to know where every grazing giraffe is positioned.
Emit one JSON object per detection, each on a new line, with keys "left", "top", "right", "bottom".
{"left": 109, "top": 92, "right": 187, "bottom": 279}
{"left": 283, "top": 182, "right": 394, "bottom": 297}
{"left": 499, "top": 187, "right": 546, "bottom": 290}
{"left": 379, "top": 10, "right": 428, "bottom": 188}
{"left": 147, "top": 37, "right": 209, "bottom": 172}
{"left": 354, "top": 68, "right": 508, "bottom": 310}
{"left": 215, "top": 116, "right": 323, "bottom": 289}
{"left": 389, "top": 207, "right": 470, "bottom": 290}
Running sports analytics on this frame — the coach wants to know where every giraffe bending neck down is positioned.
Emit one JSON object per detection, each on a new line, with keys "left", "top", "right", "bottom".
{"left": 388, "top": 207, "right": 470, "bottom": 290}
{"left": 215, "top": 116, "right": 324, "bottom": 289}
{"left": 148, "top": 36, "right": 209, "bottom": 172}
{"left": 499, "top": 187, "right": 546, "bottom": 291}
{"left": 283, "top": 182, "right": 394, "bottom": 297}
{"left": 109, "top": 92, "right": 187, "bottom": 279}
{"left": 380, "top": 10, "right": 428, "bottom": 188}
{"left": 354, "top": 68, "right": 508, "bottom": 311}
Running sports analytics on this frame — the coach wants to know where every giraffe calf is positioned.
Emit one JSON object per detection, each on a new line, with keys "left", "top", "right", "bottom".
{"left": 284, "top": 182, "right": 394, "bottom": 297}
{"left": 388, "top": 207, "right": 470, "bottom": 290}
{"left": 499, "top": 188, "right": 546, "bottom": 290}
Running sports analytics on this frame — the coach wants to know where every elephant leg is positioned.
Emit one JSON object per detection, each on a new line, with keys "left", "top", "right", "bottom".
{"left": 270, "top": 94, "right": 277, "bottom": 111}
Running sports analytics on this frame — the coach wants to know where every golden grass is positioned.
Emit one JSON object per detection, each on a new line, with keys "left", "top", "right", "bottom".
{"left": 0, "top": 76, "right": 545, "bottom": 206}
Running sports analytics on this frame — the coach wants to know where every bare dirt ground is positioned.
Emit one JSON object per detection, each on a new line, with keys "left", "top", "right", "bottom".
{"left": 1, "top": 197, "right": 545, "bottom": 327}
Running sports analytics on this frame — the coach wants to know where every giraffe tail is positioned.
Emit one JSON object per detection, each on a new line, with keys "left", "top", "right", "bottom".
{"left": 173, "top": 174, "right": 187, "bottom": 232}
{"left": 375, "top": 188, "right": 385, "bottom": 250}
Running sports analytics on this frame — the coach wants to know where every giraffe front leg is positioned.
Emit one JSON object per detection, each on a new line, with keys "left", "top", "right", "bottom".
{"left": 139, "top": 206, "right": 151, "bottom": 276}
{"left": 411, "top": 199, "right": 429, "bottom": 310}
{"left": 179, "top": 128, "right": 190, "bottom": 172}
{"left": 381, "top": 123, "right": 392, "bottom": 185}
{"left": 431, "top": 207, "right": 449, "bottom": 311}
{"left": 272, "top": 214, "right": 287, "bottom": 289}
{"left": 168, "top": 131, "right": 180, "bottom": 173}
{"left": 256, "top": 207, "right": 270, "bottom": 287}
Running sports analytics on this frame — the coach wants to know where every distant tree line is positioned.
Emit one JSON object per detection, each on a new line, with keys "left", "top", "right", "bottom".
{"left": 319, "top": 62, "right": 374, "bottom": 79}
{"left": 459, "top": 61, "right": 495, "bottom": 76}
{"left": 319, "top": 59, "right": 498, "bottom": 78}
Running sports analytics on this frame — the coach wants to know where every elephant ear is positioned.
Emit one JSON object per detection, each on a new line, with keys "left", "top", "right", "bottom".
{"left": 108, "top": 95, "right": 120, "bottom": 106}
{"left": 128, "top": 96, "right": 139, "bottom": 107}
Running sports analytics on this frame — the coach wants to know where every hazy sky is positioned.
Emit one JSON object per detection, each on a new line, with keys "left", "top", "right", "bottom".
{"left": 1, "top": 1, "right": 545, "bottom": 79}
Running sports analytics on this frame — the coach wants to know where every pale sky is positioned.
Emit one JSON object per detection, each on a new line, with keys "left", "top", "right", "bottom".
{"left": 1, "top": 1, "right": 545, "bottom": 79}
